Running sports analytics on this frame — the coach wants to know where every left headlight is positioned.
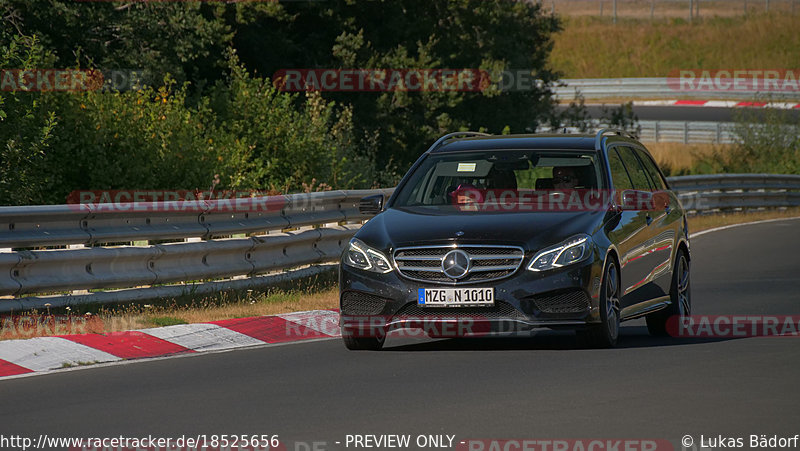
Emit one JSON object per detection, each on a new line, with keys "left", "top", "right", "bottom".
{"left": 343, "top": 238, "right": 393, "bottom": 273}
{"left": 527, "top": 234, "right": 592, "bottom": 272}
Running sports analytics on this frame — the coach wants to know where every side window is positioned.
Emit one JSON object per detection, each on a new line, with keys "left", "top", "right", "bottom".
{"left": 634, "top": 148, "right": 667, "bottom": 190}
{"left": 607, "top": 148, "right": 634, "bottom": 191}
{"left": 616, "top": 146, "right": 653, "bottom": 190}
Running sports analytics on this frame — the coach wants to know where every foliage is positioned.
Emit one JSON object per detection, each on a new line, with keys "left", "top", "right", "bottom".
{"left": 234, "top": 0, "right": 563, "bottom": 169}
{"left": 0, "top": 31, "right": 57, "bottom": 205}
{"left": 1, "top": 0, "right": 568, "bottom": 204}
{"left": 209, "top": 53, "right": 378, "bottom": 191}
{"left": 692, "top": 108, "right": 800, "bottom": 174}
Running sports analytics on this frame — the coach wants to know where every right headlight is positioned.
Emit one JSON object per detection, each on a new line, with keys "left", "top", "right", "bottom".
{"left": 343, "top": 238, "right": 393, "bottom": 273}
{"left": 527, "top": 234, "right": 592, "bottom": 272}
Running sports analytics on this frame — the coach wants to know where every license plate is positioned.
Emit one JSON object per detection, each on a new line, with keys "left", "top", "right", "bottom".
{"left": 417, "top": 287, "right": 495, "bottom": 307}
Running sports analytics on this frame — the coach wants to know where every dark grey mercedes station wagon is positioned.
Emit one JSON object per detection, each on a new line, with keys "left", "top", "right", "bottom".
{"left": 339, "top": 129, "right": 691, "bottom": 350}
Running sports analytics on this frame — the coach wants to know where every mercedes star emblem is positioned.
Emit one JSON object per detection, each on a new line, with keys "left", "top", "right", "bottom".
{"left": 442, "top": 249, "right": 471, "bottom": 279}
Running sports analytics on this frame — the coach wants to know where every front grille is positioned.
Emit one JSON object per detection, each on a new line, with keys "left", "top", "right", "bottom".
{"left": 341, "top": 291, "right": 388, "bottom": 315}
{"left": 393, "top": 301, "right": 528, "bottom": 320}
{"left": 527, "top": 290, "right": 591, "bottom": 313}
{"left": 393, "top": 245, "right": 524, "bottom": 285}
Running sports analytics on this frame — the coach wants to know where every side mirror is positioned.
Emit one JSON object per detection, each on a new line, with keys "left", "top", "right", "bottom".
{"left": 359, "top": 194, "right": 384, "bottom": 215}
{"left": 620, "top": 189, "right": 653, "bottom": 211}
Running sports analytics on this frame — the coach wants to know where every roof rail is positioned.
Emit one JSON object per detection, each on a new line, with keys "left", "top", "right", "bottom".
{"left": 594, "top": 128, "right": 637, "bottom": 150}
{"left": 425, "top": 131, "right": 491, "bottom": 154}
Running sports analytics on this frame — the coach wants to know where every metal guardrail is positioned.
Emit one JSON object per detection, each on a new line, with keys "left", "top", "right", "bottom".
{"left": 0, "top": 175, "right": 798, "bottom": 311}
{"left": 544, "top": 120, "right": 800, "bottom": 144}
{"left": 553, "top": 78, "right": 800, "bottom": 101}
{"left": 667, "top": 173, "right": 800, "bottom": 212}
{"left": 639, "top": 120, "right": 738, "bottom": 144}
{"left": 541, "top": 120, "right": 739, "bottom": 144}
{"left": 0, "top": 189, "right": 393, "bottom": 312}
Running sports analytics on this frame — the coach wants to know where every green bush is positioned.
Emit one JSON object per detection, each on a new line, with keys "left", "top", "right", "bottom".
{"left": 693, "top": 108, "right": 800, "bottom": 175}
{"left": 0, "top": 33, "right": 58, "bottom": 205}
{"left": 1, "top": 1, "right": 566, "bottom": 204}
{"left": 210, "top": 55, "right": 377, "bottom": 192}
{"left": 41, "top": 78, "right": 218, "bottom": 203}
{"left": 1, "top": 46, "right": 376, "bottom": 205}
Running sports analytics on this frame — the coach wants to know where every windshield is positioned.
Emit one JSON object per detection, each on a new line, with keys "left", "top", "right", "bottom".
{"left": 391, "top": 150, "right": 605, "bottom": 210}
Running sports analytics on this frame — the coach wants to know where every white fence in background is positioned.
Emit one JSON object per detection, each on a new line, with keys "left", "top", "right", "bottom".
{"left": 553, "top": 78, "right": 800, "bottom": 101}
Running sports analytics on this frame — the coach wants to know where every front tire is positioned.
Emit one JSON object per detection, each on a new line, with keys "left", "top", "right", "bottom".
{"left": 646, "top": 249, "right": 691, "bottom": 336}
{"left": 578, "top": 259, "right": 621, "bottom": 348}
{"left": 341, "top": 326, "right": 385, "bottom": 351}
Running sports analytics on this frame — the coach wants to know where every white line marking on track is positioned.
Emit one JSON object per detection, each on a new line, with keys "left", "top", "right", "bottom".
{"left": 691, "top": 216, "right": 800, "bottom": 239}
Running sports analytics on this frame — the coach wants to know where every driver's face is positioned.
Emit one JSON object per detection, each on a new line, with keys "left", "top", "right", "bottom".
{"left": 553, "top": 167, "right": 578, "bottom": 189}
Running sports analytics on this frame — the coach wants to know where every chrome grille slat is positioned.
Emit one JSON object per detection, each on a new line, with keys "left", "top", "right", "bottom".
{"left": 393, "top": 245, "right": 525, "bottom": 285}
{"left": 403, "top": 267, "right": 442, "bottom": 272}
{"left": 470, "top": 254, "right": 523, "bottom": 260}
{"left": 468, "top": 265, "right": 519, "bottom": 272}
{"left": 395, "top": 256, "right": 442, "bottom": 261}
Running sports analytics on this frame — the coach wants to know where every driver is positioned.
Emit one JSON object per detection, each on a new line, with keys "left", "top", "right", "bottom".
{"left": 553, "top": 166, "right": 579, "bottom": 190}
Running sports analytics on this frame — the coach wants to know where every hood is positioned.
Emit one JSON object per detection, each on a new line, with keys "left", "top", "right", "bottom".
{"left": 355, "top": 206, "right": 608, "bottom": 252}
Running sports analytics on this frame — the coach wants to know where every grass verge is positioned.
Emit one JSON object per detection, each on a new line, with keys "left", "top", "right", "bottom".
{"left": 551, "top": 12, "right": 799, "bottom": 78}
{"left": 1, "top": 270, "right": 340, "bottom": 341}
{"left": 551, "top": 0, "right": 798, "bottom": 19}
{"left": 645, "top": 142, "right": 731, "bottom": 176}
{"left": 687, "top": 208, "right": 800, "bottom": 234}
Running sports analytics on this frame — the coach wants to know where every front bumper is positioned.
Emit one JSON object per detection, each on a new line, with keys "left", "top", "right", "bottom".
{"left": 339, "top": 255, "right": 605, "bottom": 336}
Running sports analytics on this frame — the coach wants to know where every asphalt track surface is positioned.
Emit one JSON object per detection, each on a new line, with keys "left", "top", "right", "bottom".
{"left": 557, "top": 104, "right": 800, "bottom": 122}
{"left": 1, "top": 219, "right": 799, "bottom": 450}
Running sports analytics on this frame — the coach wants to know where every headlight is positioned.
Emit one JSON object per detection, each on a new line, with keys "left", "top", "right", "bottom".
{"left": 527, "top": 234, "right": 592, "bottom": 272}
{"left": 344, "top": 238, "right": 393, "bottom": 273}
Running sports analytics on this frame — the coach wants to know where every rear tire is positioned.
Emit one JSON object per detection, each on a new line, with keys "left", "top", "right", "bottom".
{"left": 646, "top": 249, "right": 691, "bottom": 336}
{"left": 578, "top": 259, "right": 620, "bottom": 348}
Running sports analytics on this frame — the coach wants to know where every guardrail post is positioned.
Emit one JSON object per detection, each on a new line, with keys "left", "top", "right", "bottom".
{"left": 68, "top": 244, "right": 90, "bottom": 295}
{"left": 716, "top": 122, "right": 722, "bottom": 143}
{"left": 613, "top": 0, "right": 617, "bottom": 24}
{"left": 684, "top": 122, "right": 689, "bottom": 144}
{"left": 654, "top": 121, "right": 660, "bottom": 143}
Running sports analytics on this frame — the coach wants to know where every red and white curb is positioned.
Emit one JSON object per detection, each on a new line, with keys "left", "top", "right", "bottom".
{"left": 0, "top": 309, "right": 341, "bottom": 379}
{"left": 630, "top": 100, "right": 800, "bottom": 109}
